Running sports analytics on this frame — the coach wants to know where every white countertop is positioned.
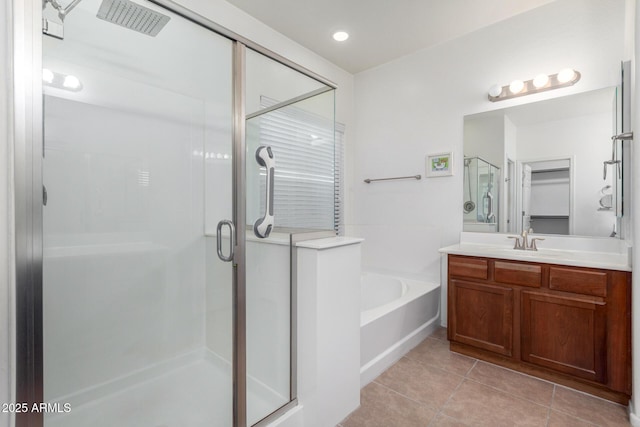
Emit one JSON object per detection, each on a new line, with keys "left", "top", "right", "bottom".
{"left": 439, "top": 232, "right": 632, "bottom": 272}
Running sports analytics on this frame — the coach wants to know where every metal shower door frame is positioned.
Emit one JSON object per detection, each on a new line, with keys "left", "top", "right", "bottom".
{"left": 12, "top": 1, "right": 337, "bottom": 426}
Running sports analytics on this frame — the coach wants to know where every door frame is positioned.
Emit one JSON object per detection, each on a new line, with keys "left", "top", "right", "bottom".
{"left": 516, "top": 155, "right": 575, "bottom": 235}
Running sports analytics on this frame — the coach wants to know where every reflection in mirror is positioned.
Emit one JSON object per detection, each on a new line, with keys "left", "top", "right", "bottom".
{"left": 463, "top": 157, "right": 500, "bottom": 232}
{"left": 463, "top": 87, "right": 620, "bottom": 238}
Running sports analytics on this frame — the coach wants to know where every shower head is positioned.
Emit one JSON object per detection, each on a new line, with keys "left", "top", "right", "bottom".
{"left": 97, "top": 0, "right": 170, "bottom": 37}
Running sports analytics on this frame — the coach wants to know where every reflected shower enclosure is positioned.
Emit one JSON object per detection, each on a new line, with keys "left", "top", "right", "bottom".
{"left": 463, "top": 157, "right": 500, "bottom": 232}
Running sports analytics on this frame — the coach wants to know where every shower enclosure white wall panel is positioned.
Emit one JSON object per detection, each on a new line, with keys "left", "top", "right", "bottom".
{"left": 43, "top": 94, "right": 208, "bottom": 400}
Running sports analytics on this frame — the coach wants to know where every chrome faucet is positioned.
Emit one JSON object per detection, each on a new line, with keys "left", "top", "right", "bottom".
{"left": 508, "top": 229, "right": 545, "bottom": 251}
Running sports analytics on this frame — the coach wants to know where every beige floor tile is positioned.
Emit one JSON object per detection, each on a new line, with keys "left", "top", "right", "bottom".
{"left": 341, "top": 381, "right": 436, "bottom": 427}
{"left": 441, "top": 379, "right": 549, "bottom": 427}
{"left": 376, "top": 357, "right": 464, "bottom": 410}
{"left": 428, "top": 414, "right": 470, "bottom": 427}
{"left": 466, "top": 361, "right": 554, "bottom": 406}
{"left": 429, "top": 327, "right": 448, "bottom": 342}
{"left": 405, "top": 337, "right": 476, "bottom": 376}
{"left": 552, "top": 386, "right": 630, "bottom": 427}
{"left": 547, "top": 410, "right": 599, "bottom": 427}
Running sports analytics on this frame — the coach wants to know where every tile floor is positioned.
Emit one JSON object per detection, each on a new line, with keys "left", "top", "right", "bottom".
{"left": 339, "top": 327, "right": 631, "bottom": 427}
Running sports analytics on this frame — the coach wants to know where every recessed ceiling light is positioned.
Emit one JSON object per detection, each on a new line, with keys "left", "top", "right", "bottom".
{"left": 333, "top": 31, "right": 349, "bottom": 42}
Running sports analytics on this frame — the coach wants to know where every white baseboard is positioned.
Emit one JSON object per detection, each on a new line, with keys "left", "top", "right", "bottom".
{"left": 629, "top": 401, "right": 640, "bottom": 427}
{"left": 360, "top": 314, "right": 439, "bottom": 388}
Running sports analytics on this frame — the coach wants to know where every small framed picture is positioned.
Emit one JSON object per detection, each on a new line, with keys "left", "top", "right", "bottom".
{"left": 426, "top": 152, "right": 454, "bottom": 177}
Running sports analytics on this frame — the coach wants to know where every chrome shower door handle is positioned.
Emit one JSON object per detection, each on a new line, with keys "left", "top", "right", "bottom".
{"left": 254, "top": 146, "right": 275, "bottom": 238}
{"left": 216, "top": 220, "right": 236, "bottom": 262}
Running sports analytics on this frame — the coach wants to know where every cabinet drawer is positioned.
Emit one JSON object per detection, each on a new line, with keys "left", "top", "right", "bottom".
{"left": 449, "top": 256, "right": 488, "bottom": 280}
{"left": 549, "top": 267, "right": 607, "bottom": 297}
{"left": 495, "top": 261, "right": 541, "bottom": 288}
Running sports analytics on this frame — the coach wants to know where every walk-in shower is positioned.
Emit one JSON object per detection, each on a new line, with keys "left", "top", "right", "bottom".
{"left": 16, "top": 0, "right": 337, "bottom": 426}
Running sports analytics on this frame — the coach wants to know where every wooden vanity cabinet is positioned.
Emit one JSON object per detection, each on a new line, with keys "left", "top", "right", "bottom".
{"left": 449, "top": 279, "right": 513, "bottom": 356}
{"left": 447, "top": 254, "right": 631, "bottom": 404}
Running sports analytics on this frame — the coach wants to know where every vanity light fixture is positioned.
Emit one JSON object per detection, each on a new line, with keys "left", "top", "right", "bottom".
{"left": 42, "top": 68, "right": 54, "bottom": 84}
{"left": 508, "top": 79, "right": 524, "bottom": 94}
{"left": 63, "top": 75, "right": 81, "bottom": 90}
{"left": 532, "top": 73, "right": 549, "bottom": 88}
{"left": 488, "top": 69, "right": 580, "bottom": 102}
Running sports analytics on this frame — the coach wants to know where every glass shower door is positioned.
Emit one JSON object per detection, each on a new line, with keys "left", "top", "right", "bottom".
{"left": 41, "top": 1, "right": 234, "bottom": 426}
{"left": 243, "top": 48, "right": 336, "bottom": 425}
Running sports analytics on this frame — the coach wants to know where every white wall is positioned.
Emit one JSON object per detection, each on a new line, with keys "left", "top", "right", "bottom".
{"left": 352, "top": 0, "right": 626, "bottom": 325}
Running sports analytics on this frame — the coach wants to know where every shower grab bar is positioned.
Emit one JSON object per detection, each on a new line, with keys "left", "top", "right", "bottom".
{"left": 254, "top": 146, "right": 275, "bottom": 238}
{"left": 216, "top": 220, "right": 236, "bottom": 262}
{"left": 364, "top": 175, "right": 421, "bottom": 184}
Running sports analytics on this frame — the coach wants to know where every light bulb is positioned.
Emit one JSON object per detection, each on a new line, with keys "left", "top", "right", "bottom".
{"left": 332, "top": 31, "right": 349, "bottom": 42}
{"left": 557, "top": 68, "right": 576, "bottom": 83}
{"left": 63, "top": 75, "right": 81, "bottom": 89}
{"left": 532, "top": 74, "right": 549, "bottom": 88}
{"left": 509, "top": 80, "right": 524, "bottom": 94}
{"left": 488, "top": 84, "right": 503, "bottom": 97}
{"left": 42, "top": 68, "right": 54, "bottom": 84}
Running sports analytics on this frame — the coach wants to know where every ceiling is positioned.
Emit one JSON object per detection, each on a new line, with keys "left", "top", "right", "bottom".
{"left": 225, "top": 0, "right": 556, "bottom": 74}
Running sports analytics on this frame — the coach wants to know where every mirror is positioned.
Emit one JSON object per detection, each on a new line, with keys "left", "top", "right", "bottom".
{"left": 463, "top": 86, "right": 621, "bottom": 238}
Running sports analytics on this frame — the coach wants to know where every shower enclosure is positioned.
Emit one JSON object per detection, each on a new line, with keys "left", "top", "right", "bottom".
{"left": 15, "top": 0, "right": 337, "bottom": 426}
{"left": 462, "top": 156, "right": 500, "bottom": 232}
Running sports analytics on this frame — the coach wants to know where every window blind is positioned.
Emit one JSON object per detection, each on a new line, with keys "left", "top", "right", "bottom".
{"left": 259, "top": 96, "right": 345, "bottom": 233}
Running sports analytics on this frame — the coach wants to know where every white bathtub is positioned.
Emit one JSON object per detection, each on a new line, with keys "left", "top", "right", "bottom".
{"left": 360, "top": 272, "right": 440, "bottom": 386}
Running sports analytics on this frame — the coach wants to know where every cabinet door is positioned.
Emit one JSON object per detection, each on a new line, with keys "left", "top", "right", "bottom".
{"left": 449, "top": 280, "right": 513, "bottom": 356}
{"left": 521, "top": 291, "right": 606, "bottom": 383}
